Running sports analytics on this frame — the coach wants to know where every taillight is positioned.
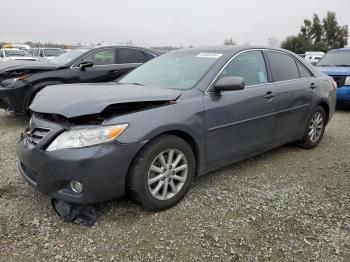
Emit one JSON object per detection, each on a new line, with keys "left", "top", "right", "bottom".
{"left": 332, "top": 80, "right": 337, "bottom": 90}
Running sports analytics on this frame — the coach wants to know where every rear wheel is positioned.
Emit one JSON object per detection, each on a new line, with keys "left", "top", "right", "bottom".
{"left": 298, "top": 106, "right": 326, "bottom": 149}
{"left": 127, "top": 135, "right": 195, "bottom": 211}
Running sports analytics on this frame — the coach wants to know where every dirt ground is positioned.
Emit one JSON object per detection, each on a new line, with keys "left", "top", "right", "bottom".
{"left": 0, "top": 110, "right": 349, "bottom": 261}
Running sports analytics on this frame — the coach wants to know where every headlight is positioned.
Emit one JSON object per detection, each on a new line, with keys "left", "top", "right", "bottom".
{"left": 345, "top": 76, "right": 350, "bottom": 86}
{"left": 46, "top": 124, "right": 128, "bottom": 151}
{"left": 1, "top": 75, "right": 27, "bottom": 86}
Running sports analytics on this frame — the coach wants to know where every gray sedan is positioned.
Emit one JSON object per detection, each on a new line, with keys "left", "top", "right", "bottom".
{"left": 17, "top": 46, "right": 336, "bottom": 211}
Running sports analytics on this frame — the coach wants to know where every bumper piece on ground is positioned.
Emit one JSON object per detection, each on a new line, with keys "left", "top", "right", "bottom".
{"left": 52, "top": 199, "right": 97, "bottom": 226}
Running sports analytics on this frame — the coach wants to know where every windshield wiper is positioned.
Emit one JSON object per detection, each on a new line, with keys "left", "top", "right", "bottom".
{"left": 120, "top": 82, "right": 145, "bottom": 86}
{"left": 317, "top": 64, "right": 333, "bottom": 67}
{"left": 333, "top": 65, "right": 350, "bottom": 67}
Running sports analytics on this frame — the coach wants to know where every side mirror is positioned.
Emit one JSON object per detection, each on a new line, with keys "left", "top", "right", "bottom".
{"left": 214, "top": 76, "right": 245, "bottom": 93}
{"left": 79, "top": 61, "right": 94, "bottom": 71}
{"left": 311, "top": 61, "right": 317, "bottom": 66}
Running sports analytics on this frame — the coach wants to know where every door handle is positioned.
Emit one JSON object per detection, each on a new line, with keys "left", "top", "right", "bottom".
{"left": 263, "top": 91, "right": 276, "bottom": 100}
{"left": 310, "top": 83, "right": 317, "bottom": 89}
{"left": 108, "top": 70, "right": 119, "bottom": 75}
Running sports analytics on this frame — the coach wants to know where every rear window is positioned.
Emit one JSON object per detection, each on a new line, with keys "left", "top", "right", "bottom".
{"left": 297, "top": 62, "right": 313, "bottom": 78}
{"left": 117, "top": 48, "right": 146, "bottom": 64}
{"left": 268, "top": 51, "right": 300, "bottom": 82}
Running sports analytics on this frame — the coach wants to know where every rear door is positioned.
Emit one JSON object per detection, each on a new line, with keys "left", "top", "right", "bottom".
{"left": 116, "top": 47, "right": 152, "bottom": 76}
{"left": 265, "top": 50, "right": 315, "bottom": 145}
{"left": 204, "top": 50, "right": 277, "bottom": 167}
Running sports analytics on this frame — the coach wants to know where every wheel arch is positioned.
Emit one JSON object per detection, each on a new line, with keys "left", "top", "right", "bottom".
{"left": 126, "top": 129, "right": 202, "bottom": 186}
{"left": 317, "top": 100, "right": 330, "bottom": 124}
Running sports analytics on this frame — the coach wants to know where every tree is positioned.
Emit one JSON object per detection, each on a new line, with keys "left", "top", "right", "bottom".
{"left": 267, "top": 37, "right": 279, "bottom": 48}
{"left": 281, "top": 35, "right": 312, "bottom": 54}
{"left": 322, "top": 11, "right": 348, "bottom": 50}
{"left": 282, "top": 11, "right": 348, "bottom": 53}
{"left": 224, "top": 38, "right": 236, "bottom": 45}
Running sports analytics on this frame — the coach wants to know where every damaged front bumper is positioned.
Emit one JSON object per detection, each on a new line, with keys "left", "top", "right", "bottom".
{"left": 0, "top": 81, "right": 28, "bottom": 114}
{"left": 16, "top": 114, "right": 146, "bottom": 204}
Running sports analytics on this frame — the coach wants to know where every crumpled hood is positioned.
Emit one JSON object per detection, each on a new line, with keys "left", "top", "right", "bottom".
{"left": 0, "top": 60, "right": 59, "bottom": 73}
{"left": 317, "top": 66, "right": 350, "bottom": 76}
{"left": 30, "top": 82, "right": 183, "bottom": 118}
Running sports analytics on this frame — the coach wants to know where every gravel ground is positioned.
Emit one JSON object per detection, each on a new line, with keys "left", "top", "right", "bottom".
{"left": 0, "top": 110, "right": 349, "bottom": 261}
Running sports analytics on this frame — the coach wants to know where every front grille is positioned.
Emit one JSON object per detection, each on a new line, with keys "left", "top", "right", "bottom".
{"left": 330, "top": 75, "right": 346, "bottom": 87}
{"left": 26, "top": 127, "right": 51, "bottom": 145}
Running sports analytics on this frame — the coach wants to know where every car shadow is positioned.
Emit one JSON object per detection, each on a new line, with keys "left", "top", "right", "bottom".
{"left": 94, "top": 143, "right": 297, "bottom": 222}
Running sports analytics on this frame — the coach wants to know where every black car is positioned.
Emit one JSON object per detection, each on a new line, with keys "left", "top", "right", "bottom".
{"left": 0, "top": 46, "right": 162, "bottom": 114}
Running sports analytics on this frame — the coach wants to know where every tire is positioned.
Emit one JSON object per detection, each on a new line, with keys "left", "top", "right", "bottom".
{"left": 127, "top": 135, "right": 195, "bottom": 211}
{"left": 298, "top": 106, "right": 326, "bottom": 149}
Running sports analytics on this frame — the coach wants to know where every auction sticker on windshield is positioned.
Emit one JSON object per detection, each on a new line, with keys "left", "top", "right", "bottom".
{"left": 196, "top": 53, "right": 223, "bottom": 59}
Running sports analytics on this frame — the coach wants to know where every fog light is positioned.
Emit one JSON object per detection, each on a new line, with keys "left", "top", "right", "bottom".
{"left": 70, "top": 181, "right": 83, "bottom": 193}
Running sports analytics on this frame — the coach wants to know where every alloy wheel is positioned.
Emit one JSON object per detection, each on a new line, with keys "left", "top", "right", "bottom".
{"left": 147, "top": 149, "right": 188, "bottom": 200}
{"left": 308, "top": 112, "right": 324, "bottom": 143}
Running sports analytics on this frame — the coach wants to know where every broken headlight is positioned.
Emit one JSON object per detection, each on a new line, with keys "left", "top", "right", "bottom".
{"left": 1, "top": 75, "right": 27, "bottom": 86}
{"left": 46, "top": 124, "right": 128, "bottom": 151}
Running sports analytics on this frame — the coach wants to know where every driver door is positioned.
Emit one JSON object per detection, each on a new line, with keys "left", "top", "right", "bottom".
{"left": 204, "top": 50, "right": 277, "bottom": 168}
{"left": 71, "top": 48, "right": 124, "bottom": 83}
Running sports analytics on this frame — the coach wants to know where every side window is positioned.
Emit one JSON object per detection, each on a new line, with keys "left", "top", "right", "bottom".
{"left": 117, "top": 48, "right": 146, "bottom": 64}
{"left": 0, "top": 51, "right": 3, "bottom": 58}
{"left": 39, "top": 49, "right": 44, "bottom": 57}
{"left": 297, "top": 62, "right": 313, "bottom": 78}
{"left": 219, "top": 51, "right": 268, "bottom": 86}
{"left": 268, "top": 51, "right": 300, "bottom": 82}
{"left": 81, "top": 49, "right": 116, "bottom": 66}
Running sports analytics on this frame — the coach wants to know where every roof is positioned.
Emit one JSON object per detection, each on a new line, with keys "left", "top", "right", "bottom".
{"left": 91, "top": 45, "right": 164, "bottom": 55}
{"left": 329, "top": 48, "right": 350, "bottom": 52}
{"left": 169, "top": 45, "right": 296, "bottom": 56}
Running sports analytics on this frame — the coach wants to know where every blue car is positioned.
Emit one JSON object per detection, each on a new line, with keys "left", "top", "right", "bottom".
{"left": 317, "top": 48, "right": 350, "bottom": 108}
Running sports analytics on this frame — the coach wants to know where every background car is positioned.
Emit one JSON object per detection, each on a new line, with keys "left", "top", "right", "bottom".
{"left": 0, "top": 48, "right": 36, "bottom": 62}
{"left": 317, "top": 48, "right": 350, "bottom": 108}
{"left": 28, "top": 48, "right": 65, "bottom": 61}
{"left": 1, "top": 44, "right": 31, "bottom": 51}
{"left": 304, "top": 51, "right": 325, "bottom": 65}
{"left": 17, "top": 46, "right": 336, "bottom": 212}
{"left": 0, "top": 45, "right": 163, "bottom": 114}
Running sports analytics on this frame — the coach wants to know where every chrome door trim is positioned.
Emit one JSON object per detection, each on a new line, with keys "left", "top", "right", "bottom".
{"left": 207, "top": 104, "right": 309, "bottom": 132}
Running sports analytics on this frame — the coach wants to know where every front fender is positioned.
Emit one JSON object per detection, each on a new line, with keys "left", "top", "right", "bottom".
{"left": 104, "top": 90, "right": 206, "bottom": 168}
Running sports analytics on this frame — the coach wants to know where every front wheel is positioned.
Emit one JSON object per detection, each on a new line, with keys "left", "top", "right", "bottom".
{"left": 127, "top": 135, "right": 195, "bottom": 211}
{"left": 298, "top": 106, "right": 326, "bottom": 149}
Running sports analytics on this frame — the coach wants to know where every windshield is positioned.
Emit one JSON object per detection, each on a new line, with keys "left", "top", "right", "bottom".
{"left": 317, "top": 51, "right": 350, "bottom": 66}
{"left": 44, "top": 49, "right": 64, "bottom": 57}
{"left": 50, "top": 48, "right": 91, "bottom": 66}
{"left": 3, "top": 49, "right": 25, "bottom": 57}
{"left": 118, "top": 51, "right": 222, "bottom": 90}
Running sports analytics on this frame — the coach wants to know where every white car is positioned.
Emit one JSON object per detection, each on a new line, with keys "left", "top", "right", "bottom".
{"left": 304, "top": 51, "right": 325, "bottom": 65}
{"left": 0, "top": 49, "right": 36, "bottom": 62}
{"left": 29, "top": 48, "right": 64, "bottom": 61}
